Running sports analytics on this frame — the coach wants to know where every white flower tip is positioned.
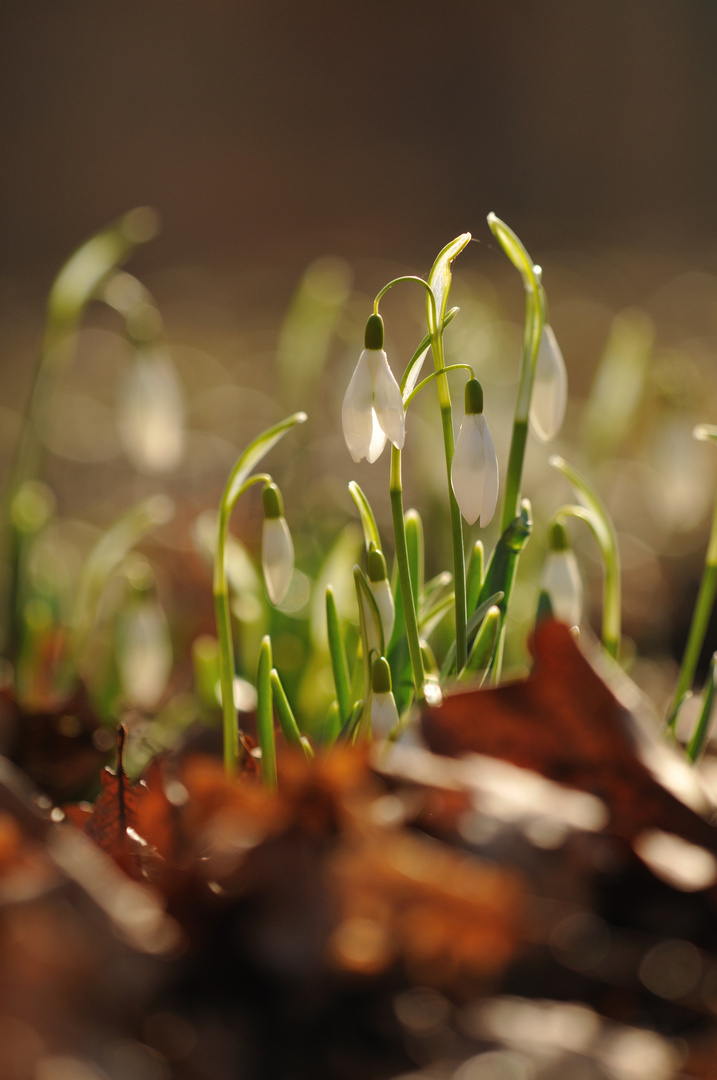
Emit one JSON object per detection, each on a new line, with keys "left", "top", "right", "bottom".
{"left": 262, "top": 517, "right": 294, "bottom": 606}
{"left": 530, "top": 325, "right": 568, "bottom": 443}
{"left": 451, "top": 412, "right": 499, "bottom": 527}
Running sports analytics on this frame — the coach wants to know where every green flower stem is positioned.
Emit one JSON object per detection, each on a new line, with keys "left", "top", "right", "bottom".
{"left": 501, "top": 418, "right": 530, "bottom": 533}
{"left": 256, "top": 637, "right": 277, "bottom": 790}
{"left": 500, "top": 291, "right": 543, "bottom": 532}
{"left": 686, "top": 653, "right": 717, "bottom": 762}
{"left": 441, "top": 400, "right": 468, "bottom": 672}
{"left": 668, "top": 426, "right": 717, "bottom": 733}
{"left": 390, "top": 445, "right": 425, "bottom": 700}
{"left": 373, "top": 275, "right": 434, "bottom": 313}
{"left": 668, "top": 545, "right": 717, "bottom": 731}
{"left": 425, "top": 233, "right": 471, "bottom": 673}
{"left": 486, "top": 215, "right": 544, "bottom": 534}
{"left": 213, "top": 411, "right": 306, "bottom": 776}
{"left": 326, "top": 586, "right": 351, "bottom": 725}
{"left": 214, "top": 473, "right": 269, "bottom": 775}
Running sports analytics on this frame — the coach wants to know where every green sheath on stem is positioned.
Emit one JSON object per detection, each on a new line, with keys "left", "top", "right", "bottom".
{"left": 256, "top": 638, "right": 277, "bottom": 790}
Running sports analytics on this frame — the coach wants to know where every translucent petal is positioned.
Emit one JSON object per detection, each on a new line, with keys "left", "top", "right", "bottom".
{"left": 369, "top": 577, "right": 395, "bottom": 644}
{"left": 342, "top": 351, "right": 375, "bottom": 462}
{"left": 117, "top": 349, "right": 185, "bottom": 473}
{"left": 540, "top": 550, "right": 583, "bottom": 627}
{"left": 451, "top": 414, "right": 487, "bottom": 526}
{"left": 530, "top": 325, "right": 568, "bottom": 443}
{"left": 368, "top": 350, "right": 405, "bottom": 451}
{"left": 366, "top": 412, "right": 388, "bottom": 464}
{"left": 261, "top": 516, "right": 294, "bottom": 606}
{"left": 117, "top": 600, "right": 172, "bottom": 709}
{"left": 370, "top": 690, "right": 400, "bottom": 740}
{"left": 478, "top": 415, "right": 499, "bottom": 526}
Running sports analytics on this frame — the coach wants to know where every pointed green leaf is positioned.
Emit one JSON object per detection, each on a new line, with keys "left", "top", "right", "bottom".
{"left": 405, "top": 509, "right": 424, "bottom": 602}
{"left": 45, "top": 208, "right": 160, "bottom": 363}
{"left": 348, "top": 481, "right": 382, "bottom": 552}
{"left": 223, "top": 412, "right": 307, "bottom": 513}
{"left": 270, "top": 668, "right": 312, "bottom": 760}
{"left": 427, "top": 234, "right": 471, "bottom": 334}
{"left": 460, "top": 604, "right": 501, "bottom": 683}
{"left": 486, "top": 213, "right": 540, "bottom": 295}
{"left": 326, "top": 586, "right": 351, "bottom": 725}
{"left": 256, "top": 637, "right": 277, "bottom": 789}
{"left": 466, "top": 540, "right": 484, "bottom": 615}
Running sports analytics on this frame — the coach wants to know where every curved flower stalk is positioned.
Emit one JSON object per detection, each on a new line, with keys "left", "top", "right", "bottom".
{"left": 214, "top": 412, "right": 306, "bottom": 775}
{"left": 370, "top": 655, "right": 399, "bottom": 740}
{"left": 540, "top": 520, "right": 582, "bottom": 628}
{"left": 667, "top": 424, "right": 717, "bottom": 732}
{"left": 487, "top": 213, "right": 545, "bottom": 532}
{"left": 261, "top": 483, "right": 294, "bottom": 606}
{"left": 451, "top": 379, "right": 499, "bottom": 527}
{"left": 529, "top": 325, "right": 568, "bottom": 443}
{"left": 426, "top": 232, "right": 472, "bottom": 671}
{"left": 342, "top": 314, "right": 405, "bottom": 463}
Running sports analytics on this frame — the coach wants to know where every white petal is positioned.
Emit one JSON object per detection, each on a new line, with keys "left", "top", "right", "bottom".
{"left": 451, "top": 414, "right": 486, "bottom": 525}
{"left": 366, "top": 412, "right": 388, "bottom": 463}
{"left": 369, "top": 578, "right": 395, "bottom": 644}
{"left": 370, "top": 691, "right": 400, "bottom": 740}
{"left": 540, "top": 550, "right": 583, "bottom": 627}
{"left": 477, "top": 415, "right": 499, "bottom": 527}
{"left": 342, "top": 351, "right": 375, "bottom": 462}
{"left": 367, "top": 350, "right": 405, "bottom": 451}
{"left": 530, "top": 325, "right": 568, "bottom": 443}
{"left": 262, "top": 516, "right": 294, "bottom": 606}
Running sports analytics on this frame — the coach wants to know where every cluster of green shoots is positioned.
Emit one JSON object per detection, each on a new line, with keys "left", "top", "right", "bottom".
{"left": 214, "top": 216, "right": 717, "bottom": 780}
{"left": 3, "top": 210, "right": 717, "bottom": 790}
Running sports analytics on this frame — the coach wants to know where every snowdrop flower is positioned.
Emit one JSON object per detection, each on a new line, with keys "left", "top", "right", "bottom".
{"left": 261, "top": 483, "right": 294, "bottom": 606}
{"left": 529, "top": 325, "right": 568, "bottom": 443}
{"left": 451, "top": 379, "right": 499, "bottom": 526}
{"left": 370, "top": 656, "right": 399, "bottom": 740}
{"left": 540, "top": 520, "right": 582, "bottom": 627}
{"left": 367, "top": 547, "right": 395, "bottom": 645}
{"left": 342, "top": 313, "right": 405, "bottom": 463}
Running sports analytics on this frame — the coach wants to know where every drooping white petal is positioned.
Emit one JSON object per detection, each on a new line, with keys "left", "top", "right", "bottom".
{"left": 342, "top": 351, "right": 375, "bottom": 462}
{"left": 366, "top": 413, "right": 388, "bottom": 464}
{"left": 478, "top": 415, "right": 499, "bottom": 526}
{"left": 451, "top": 413, "right": 498, "bottom": 526}
{"left": 367, "top": 350, "right": 405, "bottom": 451}
{"left": 117, "top": 600, "right": 172, "bottom": 709}
{"left": 261, "top": 516, "right": 294, "bottom": 606}
{"left": 540, "top": 550, "right": 583, "bottom": 627}
{"left": 370, "top": 690, "right": 400, "bottom": 740}
{"left": 451, "top": 414, "right": 485, "bottom": 525}
{"left": 530, "top": 325, "right": 568, "bottom": 443}
{"left": 369, "top": 577, "right": 395, "bottom": 644}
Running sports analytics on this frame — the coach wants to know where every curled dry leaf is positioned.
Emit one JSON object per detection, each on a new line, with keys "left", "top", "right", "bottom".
{"left": 421, "top": 619, "right": 717, "bottom": 857}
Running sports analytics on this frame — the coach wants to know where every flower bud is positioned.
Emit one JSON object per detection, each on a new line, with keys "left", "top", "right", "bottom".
{"left": 261, "top": 483, "right": 294, "bottom": 606}
{"left": 451, "top": 379, "right": 499, "bottom": 526}
{"left": 342, "top": 314, "right": 405, "bottom": 463}
{"left": 370, "top": 656, "right": 399, "bottom": 739}
{"left": 530, "top": 325, "right": 568, "bottom": 443}
{"left": 367, "top": 547, "right": 395, "bottom": 644}
{"left": 540, "top": 520, "right": 582, "bottom": 627}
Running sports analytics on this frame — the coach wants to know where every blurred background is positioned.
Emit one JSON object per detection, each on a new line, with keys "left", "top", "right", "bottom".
{"left": 3, "top": 0, "right": 717, "bottom": 732}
